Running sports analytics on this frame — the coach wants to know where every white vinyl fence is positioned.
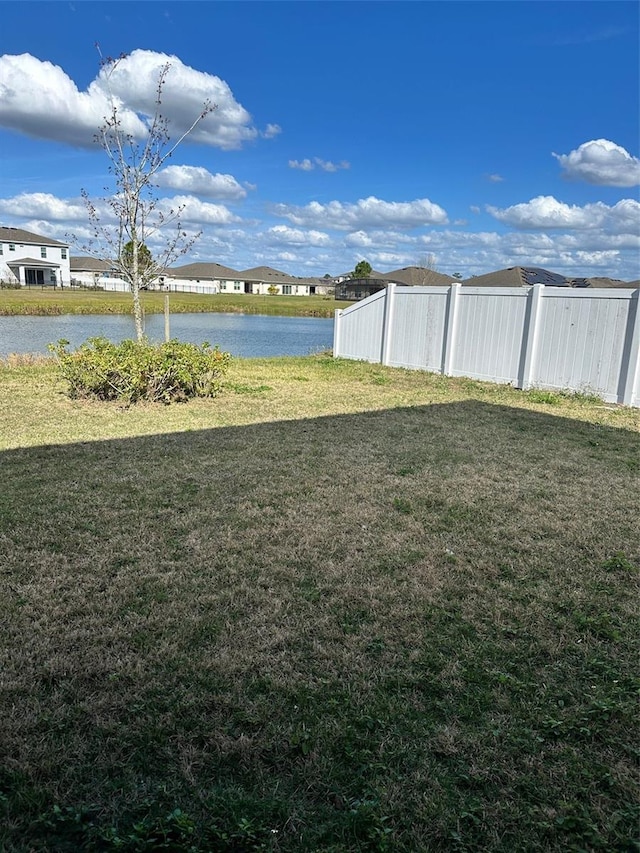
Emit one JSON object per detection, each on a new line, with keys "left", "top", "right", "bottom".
{"left": 333, "top": 284, "right": 640, "bottom": 407}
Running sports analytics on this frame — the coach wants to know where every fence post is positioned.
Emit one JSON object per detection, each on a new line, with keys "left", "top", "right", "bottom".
{"left": 381, "top": 283, "right": 396, "bottom": 366}
{"left": 333, "top": 308, "right": 343, "bottom": 357}
{"left": 443, "top": 283, "right": 461, "bottom": 376}
{"left": 519, "top": 284, "right": 544, "bottom": 390}
{"left": 621, "top": 289, "right": 640, "bottom": 406}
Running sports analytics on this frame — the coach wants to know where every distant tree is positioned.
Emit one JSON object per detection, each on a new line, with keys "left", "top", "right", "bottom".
{"left": 452, "top": 272, "right": 463, "bottom": 280}
{"left": 353, "top": 260, "right": 372, "bottom": 279}
{"left": 323, "top": 273, "right": 332, "bottom": 279}
{"left": 78, "top": 49, "right": 215, "bottom": 341}
{"left": 417, "top": 253, "right": 436, "bottom": 271}
{"left": 120, "top": 241, "right": 154, "bottom": 289}
{"left": 416, "top": 253, "right": 437, "bottom": 285}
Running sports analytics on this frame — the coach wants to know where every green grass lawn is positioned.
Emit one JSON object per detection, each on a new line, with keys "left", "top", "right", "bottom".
{"left": 1, "top": 356, "right": 639, "bottom": 851}
{"left": 0, "top": 289, "right": 348, "bottom": 318}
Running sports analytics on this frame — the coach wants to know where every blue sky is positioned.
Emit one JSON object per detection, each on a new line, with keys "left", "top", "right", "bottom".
{"left": 0, "top": 0, "right": 639, "bottom": 279}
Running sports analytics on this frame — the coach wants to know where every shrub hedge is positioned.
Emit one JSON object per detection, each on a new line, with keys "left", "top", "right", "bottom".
{"left": 49, "top": 337, "right": 231, "bottom": 404}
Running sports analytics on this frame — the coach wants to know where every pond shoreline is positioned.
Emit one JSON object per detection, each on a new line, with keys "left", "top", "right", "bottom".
{"left": 0, "top": 291, "right": 346, "bottom": 319}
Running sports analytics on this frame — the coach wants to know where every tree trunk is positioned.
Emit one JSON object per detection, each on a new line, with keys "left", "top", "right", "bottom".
{"left": 131, "top": 230, "right": 144, "bottom": 341}
{"left": 132, "top": 282, "right": 144, "bottom": 341}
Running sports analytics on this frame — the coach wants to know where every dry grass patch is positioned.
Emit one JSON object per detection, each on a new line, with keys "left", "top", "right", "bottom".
{"left": 0, "top": 356, "right": 638, "bottom": 850}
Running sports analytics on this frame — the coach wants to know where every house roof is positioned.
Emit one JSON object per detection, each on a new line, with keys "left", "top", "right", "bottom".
{"left": 239, "top": 266, "right": 321, "bottom": 286}
{"left": 382, "top": 266, "right": 456, "bottom": 287}
{"left": 462, "top": 267, "right": 524, "bottom": 287}
{"left": 462, "top": 267, "right": 570, "bottom": 287}
{"left": 169, "top": 261, "right": 242, "bottom": 280}
{"left": 70, "top": 256, "right": 114, "bottom": 272}
{"left": 462, "top": 267, "right": 637, "bottom": 288}
{"left": 0, "top": 226, "right": 68, "bottom": 248}
{"left": 239, "top": 265, "right": 297, "bottom": 281}
{"left": 7, "top": 256, "right": 61, "bottom": 268}
{"left": 573, "top": 276, "right": 634, "bottom": 288}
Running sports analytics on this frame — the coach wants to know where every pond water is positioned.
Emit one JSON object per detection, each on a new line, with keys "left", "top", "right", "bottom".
{"left": 0, "top": 312, "right": 335, "bottom": 358}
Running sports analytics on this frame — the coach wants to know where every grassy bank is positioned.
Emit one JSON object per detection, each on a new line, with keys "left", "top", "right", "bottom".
{"left": 0, "top": 289, "right": 348, "bottom": 318}
{"left": 1, "top": 357, "right": 639, "bottom": 851}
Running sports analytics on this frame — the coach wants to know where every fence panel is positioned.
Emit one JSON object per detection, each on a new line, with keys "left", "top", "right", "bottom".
{"left": 533, "top": 289, "right": 636, "bottom": 403}
{"left": 334, "top": 290, "right": 386, "bottom": 362}
{"left": 333, "top": 285, "right": 639, "bottom": 406}
{"left": 452, "top": 288, "right": 529, "bottom": 384}
{"left": 387, "top": 287, "right": 450, "bottom": 371}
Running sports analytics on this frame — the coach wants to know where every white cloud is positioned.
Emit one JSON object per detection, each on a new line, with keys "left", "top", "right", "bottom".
{"left": 262, "top": 123, "right": 281, "bottom": 139}
{"left": 553, "top": 139, "right": 640, "bottom": 187}
{"left": 155, "top": 166, "right": 247, "bottom": 199}
{"left": 265, "top": 225, "right": 331, "bottom": 247}
{"left": 157, "top": 195, "right": 241, "bottom": 225}
{"left": 487, "top": 174, "right": 505, "bottom": 183}
{"left": 487, "top": 195, "right": 640, "bottom": 232}
{"left": 0, "top": 54, "right": 145, "bottom": 147}
{"left": 273, "top": 196, "right": 448, "bottom": 230}
{"left": 0, "top": 50, "right": 262, "bottom": 149}
{"left": 288, "top": 157, "right": 350, "bottom": 172}
{"left": 289, "top": 159, "right": 314, "bottom": 171}
{"left": 315, "top": 158, "right": 350, "bottom": 172}
{"left": 345, "top": 231, "right": 374, "bottom": 248}
{"left": 2, "top": 194, "right": 638, "bottom": 281}
{"left": 371, "top": 251, "right": 407, "bottom": 267}
{"left": 0, "top": 192, "right": 90, "bottom": 221}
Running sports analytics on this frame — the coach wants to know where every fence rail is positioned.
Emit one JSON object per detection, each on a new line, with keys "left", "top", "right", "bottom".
{"left": 334, "top": 284, "right": 640, "bottom": 407}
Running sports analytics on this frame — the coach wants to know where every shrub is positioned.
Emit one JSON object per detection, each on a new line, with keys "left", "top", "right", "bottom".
{"left": 0, "top": 279, "right": 21, "bottom": 289}
{"left": 49, "top": 337, "right": 231, "bottom": 404}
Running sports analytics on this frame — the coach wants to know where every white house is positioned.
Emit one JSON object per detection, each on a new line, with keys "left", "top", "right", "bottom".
{"left": 164, "top": 262, "right": 241, "bottom": 294}
{"left": 163, "top": 263, "right": 332, "bottom": 296}
{"left": 236, "top": 266, "right": 331, "bottom": 296}
{"left": 0, "top": 226, "right": 71, "bottom": 287}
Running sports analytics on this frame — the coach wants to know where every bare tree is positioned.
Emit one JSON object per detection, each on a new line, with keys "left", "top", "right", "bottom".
{"left": 416, "top": 252, "right": 437, "bottom": 285}
{"left": 417, "top": 252, "right": 436, "bottom": 270}
{"left": 78, "top": 50, "right": 216, "bottom": 340}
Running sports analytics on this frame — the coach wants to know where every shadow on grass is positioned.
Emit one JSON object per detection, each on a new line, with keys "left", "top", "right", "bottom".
{"left": 1, "top": 401, "right": 639, "bottom": 852}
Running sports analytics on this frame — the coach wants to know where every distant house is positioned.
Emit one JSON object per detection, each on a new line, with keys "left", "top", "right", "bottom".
{"left": 567, "top": 276, "right": 633, "bottom": 288}
{"left": 335, "top": 266, "right": 456, "bottom": 301}
{"left": 238, "top": 266, "right": 330, "bottom": 296}
{"left": 381, "top": 266, "right": 457, "bottom": 287}
{"left": 461, "top": 267, "right": 568, "bottom": 287}
{"left": 0, "top": 227, "right": 70, "bottom": 287}
{"left": 166, "top": 262, "right": 243, "bottom": 294}
{"left": 70, "top": 256, "right": 130, "bottom": 291}
{"left": 460, "top": 266, "right": 634, "bottom": 288}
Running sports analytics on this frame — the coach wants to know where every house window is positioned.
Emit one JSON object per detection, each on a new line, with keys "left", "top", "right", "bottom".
{"left": 282, "top": 285, "right": 292, "bottom": 295}
{"left": 234, "top": 282, "right": 241, "bottom": 291}
{"left": 9, "top": 243, "right": 15, "bottom": 251}
{"left": 41, "top": 247, "right": 47, "bottom": 258}
{"left": 0, "top": 245, "right": 3, "bottom": 255}
{"left": 61, "top": 248, "right": 67, "bottom": 259}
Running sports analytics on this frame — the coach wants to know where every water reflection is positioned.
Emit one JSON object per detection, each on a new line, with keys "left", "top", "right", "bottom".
{"left": 0, "top": 312, "right": 334, "bottom": 358}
